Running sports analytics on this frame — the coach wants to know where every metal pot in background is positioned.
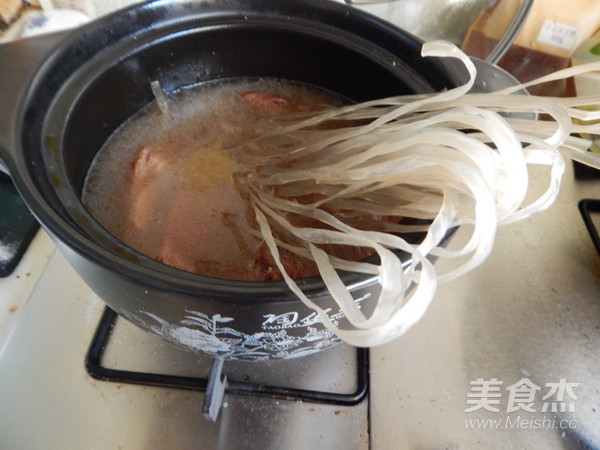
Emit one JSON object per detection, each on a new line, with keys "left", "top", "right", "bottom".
{"left": 0, "top": 0, "right": 461, "bottom": 360}
{"left": 341, "top": 0, "right": 536, "bottom": 66}
{"left": 340, "top": 0, "right": 497, "bottom": 44}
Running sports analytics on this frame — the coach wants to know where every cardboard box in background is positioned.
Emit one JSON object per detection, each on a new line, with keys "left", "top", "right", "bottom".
{"left": 0, "top": 0, "right": 24, "bottom": 25}
{"left": 462, "top": 0, "right": 600, "bottom": 97}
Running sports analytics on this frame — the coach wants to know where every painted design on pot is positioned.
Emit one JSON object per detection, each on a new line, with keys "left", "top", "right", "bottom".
{"left": 136, "top": 310, "right": 340, "bottom": 361}
{"left": 118, "top": 292, "right": 371, "bottom": 360}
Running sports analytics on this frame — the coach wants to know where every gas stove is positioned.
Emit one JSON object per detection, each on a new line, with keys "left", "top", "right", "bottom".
{"left": 0, "top": 240, "right": 370, "bottom": 448}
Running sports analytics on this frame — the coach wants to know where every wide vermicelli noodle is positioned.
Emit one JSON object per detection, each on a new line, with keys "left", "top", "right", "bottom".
{"left": 229, "top": 41, "right": 600, "bottom": 347}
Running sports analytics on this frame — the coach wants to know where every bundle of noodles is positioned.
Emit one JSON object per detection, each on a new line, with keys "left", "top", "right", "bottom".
{"left": 229, "top": 41, "right": 600, "bottom": 347}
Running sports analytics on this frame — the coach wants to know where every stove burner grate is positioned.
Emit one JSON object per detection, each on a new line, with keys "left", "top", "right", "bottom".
{"left": 579, "top": 199, "right": 600, "bottom": 258}
{"left": 85, "top": 307, "right": 369, "bottom": 406}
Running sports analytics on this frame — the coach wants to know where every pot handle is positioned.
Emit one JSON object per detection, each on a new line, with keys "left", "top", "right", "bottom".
{"left": 0, "top": 31, "right": 65, "bottom": 176}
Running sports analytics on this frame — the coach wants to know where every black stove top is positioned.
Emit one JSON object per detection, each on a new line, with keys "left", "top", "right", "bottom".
{"left": 0, "top": 174, "right": 38, "bottom": 277}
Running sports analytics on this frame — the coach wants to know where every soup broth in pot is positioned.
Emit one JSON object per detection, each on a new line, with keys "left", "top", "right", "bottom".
{"left": 83, "top": 78, "right": 367, "bottom": 281}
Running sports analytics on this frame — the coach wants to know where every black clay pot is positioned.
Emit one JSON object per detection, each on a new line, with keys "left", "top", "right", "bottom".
{"left": 0, "top": 0, "right": 460, "bottom": 360}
